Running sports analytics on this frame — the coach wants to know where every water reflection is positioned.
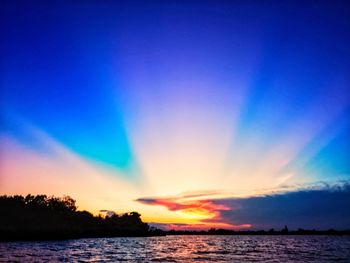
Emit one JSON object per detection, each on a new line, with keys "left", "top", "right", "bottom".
{"left": 1, "top": 235, "right": 350, "bottom": 262}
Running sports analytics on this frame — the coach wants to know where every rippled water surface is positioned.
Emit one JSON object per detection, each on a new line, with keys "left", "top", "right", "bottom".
{"left": 1, "top": 235, "right": 350, "bottom": 262}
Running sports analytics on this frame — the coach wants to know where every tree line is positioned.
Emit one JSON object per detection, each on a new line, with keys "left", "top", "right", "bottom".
{"left": 0, "top": 194, "right": 151, "bottom": 241}
{"left": 1, "top": 194, "right": 349, "bottom": 241}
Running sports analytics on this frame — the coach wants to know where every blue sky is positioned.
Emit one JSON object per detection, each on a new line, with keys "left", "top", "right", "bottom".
{"left": 1, "top": 0, "right": 350, "bottom": 229}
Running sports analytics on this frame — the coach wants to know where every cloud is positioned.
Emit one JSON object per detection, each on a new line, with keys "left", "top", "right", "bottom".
{"left": 136, "top": 192, "right": 251, "bottom": 230}
{"left": 138, "top": 182, "right": 350, "bottom": 230}
{"left": 137, "top": 197, "right": 229, "bottom": 212}
{"left": 217, "top": 181, "right": 350, "bottom": 230}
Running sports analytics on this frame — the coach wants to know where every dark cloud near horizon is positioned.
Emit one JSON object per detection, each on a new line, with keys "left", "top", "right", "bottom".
{"left": 137, "top": 182, "right": 350, "bottom": 230}
{"left": 217, "top": 183, "right": 350, "bottom": 230}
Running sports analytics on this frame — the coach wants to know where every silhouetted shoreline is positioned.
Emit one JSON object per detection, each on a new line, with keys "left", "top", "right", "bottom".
{"left": 1, "top": 195, "right": 349, "bottom": 241}
{"left": 0, "top": 194, "right": 153, "bottom": 241}
{"left": 158, "top": 229, "right": 350, "bottom": 236}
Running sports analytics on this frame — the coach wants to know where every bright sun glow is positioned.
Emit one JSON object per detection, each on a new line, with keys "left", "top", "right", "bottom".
{"left": 1, "top": 0, "right": 349, "bottom": 231}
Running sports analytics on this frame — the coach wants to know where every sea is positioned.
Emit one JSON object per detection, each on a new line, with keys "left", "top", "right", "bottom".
{"left": 1, "top": 235, "right": 350, "bottom": 262}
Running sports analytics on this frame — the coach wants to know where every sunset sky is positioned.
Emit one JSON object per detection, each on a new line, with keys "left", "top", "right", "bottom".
{"left": 1, "top": 0, "right": 350, "bottom": 230}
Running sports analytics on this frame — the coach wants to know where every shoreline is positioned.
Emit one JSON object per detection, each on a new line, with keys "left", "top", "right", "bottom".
{"left": 2, "top": 231, "right": 350, "bottom": 242}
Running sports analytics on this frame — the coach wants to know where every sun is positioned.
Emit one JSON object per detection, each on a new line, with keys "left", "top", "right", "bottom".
{"left": 177, "top": 207, "right": 216, "bottom": 220}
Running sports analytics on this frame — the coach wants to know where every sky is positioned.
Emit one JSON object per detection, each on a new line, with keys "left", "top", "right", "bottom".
{"left": 1, "top": 0, "right": 350, "bottom": 230}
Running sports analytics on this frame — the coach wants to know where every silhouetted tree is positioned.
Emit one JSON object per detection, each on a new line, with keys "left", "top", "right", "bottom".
{"left": 0, "top": 194, "right": 150, "bottom": 241}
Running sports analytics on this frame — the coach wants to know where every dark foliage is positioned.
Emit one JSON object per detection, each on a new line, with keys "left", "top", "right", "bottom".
{"left": 0, "top": 195, "right": 151, "bottom": 241}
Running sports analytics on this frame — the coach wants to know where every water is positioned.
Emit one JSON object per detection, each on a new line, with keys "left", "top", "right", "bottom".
{"left": 1, "top": 235, "right": 350, "bottom": 262}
